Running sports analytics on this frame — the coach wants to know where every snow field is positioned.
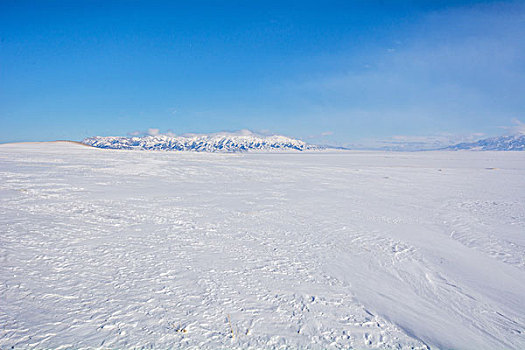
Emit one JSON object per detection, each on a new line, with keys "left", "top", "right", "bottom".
{"left": 1, "top": 142, "right": 524, "bottom": 349}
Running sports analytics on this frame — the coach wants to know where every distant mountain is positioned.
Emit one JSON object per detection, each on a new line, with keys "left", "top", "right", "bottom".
{"left": 447, "top": 134, "right": 525, "bottom": 151}
{"left": 82, "top": 132, "right": 319, "bottom": 152}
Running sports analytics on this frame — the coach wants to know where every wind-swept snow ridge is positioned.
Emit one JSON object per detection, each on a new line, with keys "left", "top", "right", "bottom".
{"left": 2, "top": 142, "right": 525, "bottom": 349}
{"left": 82, "top": 133, "right": 317, "bottom": 152}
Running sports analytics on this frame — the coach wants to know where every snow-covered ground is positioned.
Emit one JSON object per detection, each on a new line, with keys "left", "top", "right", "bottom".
{"left": 1, "top": 142, "right": 524, "bottom": 349}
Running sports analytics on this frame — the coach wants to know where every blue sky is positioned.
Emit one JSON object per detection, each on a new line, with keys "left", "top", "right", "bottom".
{"left": 1, "top": 0, "right": 524, "bottom": 145}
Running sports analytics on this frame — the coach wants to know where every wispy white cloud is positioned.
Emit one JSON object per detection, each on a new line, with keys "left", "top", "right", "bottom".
{"left": 126, "top": 128, "right": 286, "bottom": 138}
{"left": 277, "top": 2, "right": 525, "bottom": 139}
{"left": 128, "top": 128, "right": 166, "bottom": 137}
{"left": 181, "top": 129, "right": 257, "bottom": 137}
{"left": 343, "top": 118, "right": 525, "bottom": 150}
{"left": 349, "top": 132, "right": 487, "bottom": 151}
{"left": 500, "top": 118, "right": 525, "bottom": 135}
{"left": 147, "top": 128, "right": 160, "bottom": 136}
{"left": 305, "top": 131, "right": 335, "bottom": 140}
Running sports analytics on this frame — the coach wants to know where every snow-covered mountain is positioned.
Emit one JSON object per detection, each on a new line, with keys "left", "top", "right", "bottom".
{"left": 82, "top": 132, "right": 318, "bottom": 152}
{"left": 447, "top": 134, "right": 525, "bottom": 151}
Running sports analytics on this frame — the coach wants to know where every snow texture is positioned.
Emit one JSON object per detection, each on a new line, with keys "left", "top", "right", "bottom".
{"left": 82, "top": 132, "right": 317, "bottom": 152}
{"left": 1, "top": 142, "right": 525, "bottom": 349}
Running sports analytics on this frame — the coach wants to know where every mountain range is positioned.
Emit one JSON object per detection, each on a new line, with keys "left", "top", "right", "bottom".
{"left": 446, "top": 134, "right": 525, "bottom": 151}
{"left": 82, "top": 132, "right": 525, "bottom": 152}
{"left": 82, "top": 132, "right": 318, "bottom": 152}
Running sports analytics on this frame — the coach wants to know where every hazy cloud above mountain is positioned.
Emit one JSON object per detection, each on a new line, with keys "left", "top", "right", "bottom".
{"left": 504, "top": 119, "right": 525, "bottom": 135}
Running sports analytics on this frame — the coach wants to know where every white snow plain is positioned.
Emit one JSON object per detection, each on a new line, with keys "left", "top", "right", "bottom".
{"left": 1, "top": 142, "right": 524, "bottom": 349}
